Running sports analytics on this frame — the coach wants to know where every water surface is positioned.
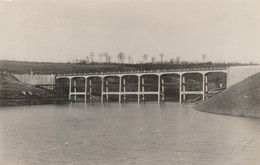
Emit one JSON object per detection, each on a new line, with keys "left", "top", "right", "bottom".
{"left": 1, "top": 103, "right": 260, "bottom": 165}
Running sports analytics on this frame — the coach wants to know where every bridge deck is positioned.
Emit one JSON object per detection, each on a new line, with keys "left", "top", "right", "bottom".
{"left": 56, "top": 67, "right": 228, "bottom": 79}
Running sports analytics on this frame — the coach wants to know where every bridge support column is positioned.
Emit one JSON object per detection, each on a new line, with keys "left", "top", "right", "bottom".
{"left": 119, "top": 76, "right": 122, "bottom": 103}
{"left": 162, "top": 78, "right": 165, "bottom": 101}
{"left": 73, "top": 79, "right": 77, "bottom": 101}
{"left": 69, "top": 78, "right": 72, "bottom": 100}
{"left": 123, "top": 78, "right": 126, "bottom": 102}
{"left": 141, "top": 78, "right": 145, "bottom": 102}
{"left": 182, "top": 75, "right": 186, "bottom": 101}
{"left": 158, "top": 75, "right": 161, "bottom": 103}
{"left": 179, "top": 74, "right": 182, "bottom": 104}
{"left": 205, "top": 74, "right": 208, "bottom": 99}
{"left": 202, "top": 73, "right": 205, "bottom": 100}
{"left": 106, "top": 80, "right": 109, "bottom": 102}
{"left": 84, "top": 77, "right": 87, "bottom": 103}
{"left": 137, "top": 76, "right": 140, "bottom": 103}
{"left": 101, "top": 77, "right": 104, "bottom": 103}
{"left": 89, "top": 80, "right": 92, "bottom": 101}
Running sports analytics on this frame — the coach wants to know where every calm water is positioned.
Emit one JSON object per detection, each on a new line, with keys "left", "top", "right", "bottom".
{"left": 0, "top": 103, "right": 260, "bottom": 165}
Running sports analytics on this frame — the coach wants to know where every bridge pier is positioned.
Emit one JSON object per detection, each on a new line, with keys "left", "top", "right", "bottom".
{"left": 119, "top": 76, "right": 122, "bottom": 103}
{"left": 123, "top": 78, "right": 126, "bottom": 102}
{"left": 138, "top": 75, "right": 141, "bottom": 103}
{"left": 84, "top": 77, "right": 87, "bottom": 103}
{"left": 161, "top": 78, "right": 165, "bottom": 101}
{"left": 182, "top": 75, "right": 186, "bottom": 101}
{"left": 101, "top": 77, "right": 104, "bottom": 103}
{"left": 179, "top": 74, "right": 182, "bottom": 104}
{"left": 158, "top": 75, "right": 161, "bottom": 103}
{"left": 141, "top": 77, "right": 145, "bottom": 102}
{"left": 69, "top": 78, "right": 72, "bottom": 100}
{"left": 105, "top": 80, "right": 109, "bottom": 102}
{"left": 89, "top": 80, "right": 92, "bottom": 101}
{"left": 202, "top": 73, "right": 205, "bottom": 100}
{"left": 205, "top": 75, "right": 208, "bottom": 99}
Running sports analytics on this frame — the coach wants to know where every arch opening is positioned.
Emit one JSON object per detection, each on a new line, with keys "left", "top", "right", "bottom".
{"left": 55, "top": 78, "right": 70, "bottom": 96}
{"left": 87, "top": 77, "right": 102, "bottom": 102}
{"left": 161, "top": 74, "right": 180, "bottom": 102}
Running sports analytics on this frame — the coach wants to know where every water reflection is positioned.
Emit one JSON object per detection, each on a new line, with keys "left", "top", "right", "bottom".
{"left": 0, "top": 103, "right": 260, "bottom": 165}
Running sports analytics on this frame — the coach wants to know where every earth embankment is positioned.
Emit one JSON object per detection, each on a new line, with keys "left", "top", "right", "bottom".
{"left": 195, "top": 72, "right": 260, "bottom": 118}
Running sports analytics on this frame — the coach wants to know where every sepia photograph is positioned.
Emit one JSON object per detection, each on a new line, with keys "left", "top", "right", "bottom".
{"left": 0, "top": 0, "right": 260, "bottom": 164}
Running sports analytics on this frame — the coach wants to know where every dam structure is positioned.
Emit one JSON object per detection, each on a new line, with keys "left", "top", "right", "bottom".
{"left": 55, "top": 67, "right": 227, "bottom": 104}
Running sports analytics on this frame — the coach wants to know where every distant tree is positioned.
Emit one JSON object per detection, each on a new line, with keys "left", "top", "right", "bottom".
{"left": 142, "top": 54, "right": 148, "bottom": 63}
{"left": 118, "top": 52, "right": 126, "bottom": 63}
{"left": 170, "top": 58, "right": 175, "bottom": 64}
{"left": 104, "top": 53, "right": 111, "bottom": 63}
{"left": 202, "top": 54, "right": 207, "bottom": 63}
{"left": 159, "top": 53, "right": 164, "bottom": 64}
{"left": 127, "top": 55, "right": 132, "bottom": 64}
{"left": 89, "top": 52, "right": 94, "bottom": 63}
{"left": 85, "top": 56, "right": 90, "bottom": 64}
{"left": 79, "top": 59, "right": 87, "bottom": 64}
{"left": 176, "top": 56, "right": 181, "bottom": 64}
{"left": 99, "top": 53, "right": 103, "bottom": 63}
{"left": 151, "top": 57, "right": 156, "bottom": 63}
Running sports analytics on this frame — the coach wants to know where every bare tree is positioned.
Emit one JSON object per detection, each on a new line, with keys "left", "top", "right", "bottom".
{"left": 99, "top": 53, "right": 103, "bottom": 63}
{"left": 151, "top": 57, "right": 156, "bottom": 63}
{"left": 159, "top": 53, "right": 164, "bottom": 64}
{"left": 104, "top": 53, "right": 111, "bottom": 63}
{"left": 118, "top": 52, "right": 126, "bottom": 63}
{"left": 142, "top": 54, "right": 148, "bottom": 63}
{"left": 85, "top": 56, "right": 90, "bottom": 64}
{"left": 170, "top": 58, "right": 175, "bottom": 64}
{"left": 202, "top": 54, "right": 207, "bottom": 63}
{"left": 107, "top": 55, "right": 111, "bottom": 63}
{"left": 176, "top": 56, "right": 181, "bottom": 64}
{"left": 89, "top": 51, "right": 94, "bottom": 63}
{"left": 127, "top": 55, "right": 132, "bottom": 64}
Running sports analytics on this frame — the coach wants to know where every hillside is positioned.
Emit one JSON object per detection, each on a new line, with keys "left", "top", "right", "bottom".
{"left": 195, "top": 72, "right": 260, "bottom": 118}
{"left": 0, "top": 60, "right": 245, "bottom": 74}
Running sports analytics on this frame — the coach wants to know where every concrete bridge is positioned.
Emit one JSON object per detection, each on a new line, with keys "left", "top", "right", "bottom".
{"left": 55, "top": 67, "right": 228, "bottom": 103}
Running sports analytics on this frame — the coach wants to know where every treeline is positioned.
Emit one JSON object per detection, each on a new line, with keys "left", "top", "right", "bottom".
{"left": 69, "top": 52, "right": 258, "bottom": 66}
{"left": 69, "top": 52, "right": 185, "bottom": 65}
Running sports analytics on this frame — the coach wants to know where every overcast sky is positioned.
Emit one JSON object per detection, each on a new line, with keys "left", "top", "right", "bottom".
{"left": 0, "top": 0, "right": 259, "bottom": 63}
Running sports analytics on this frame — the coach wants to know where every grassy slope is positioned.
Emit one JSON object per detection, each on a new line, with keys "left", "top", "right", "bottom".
{"left": 195, "top": 72, "right": 260, "bottom": 117}
{"left": 0, "top": 60, "right": 131, "bottom": 74}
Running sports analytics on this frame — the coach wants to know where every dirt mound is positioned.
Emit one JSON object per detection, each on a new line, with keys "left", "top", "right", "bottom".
{"left": 195, "top": 72, "right": 260, "bottom": 117}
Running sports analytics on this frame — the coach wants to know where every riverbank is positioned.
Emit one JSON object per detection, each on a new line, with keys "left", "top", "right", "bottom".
{"left": 0, "top": 72, "right": 69, "bottom": 107}
{"left": 195, "top": 72, "right": 260, "bottom": 118}
{"left": 0, "top": 98, "right": 69, "bottom": 107}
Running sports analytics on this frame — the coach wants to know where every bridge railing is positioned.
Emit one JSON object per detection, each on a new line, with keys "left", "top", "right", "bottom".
{"left": 56, "top": 67, "right": 228, "bottom": 77}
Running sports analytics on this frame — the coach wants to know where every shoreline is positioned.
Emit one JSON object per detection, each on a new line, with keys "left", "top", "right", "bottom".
{"left": 0, "top": 98, "right": 70, "bottom": 107}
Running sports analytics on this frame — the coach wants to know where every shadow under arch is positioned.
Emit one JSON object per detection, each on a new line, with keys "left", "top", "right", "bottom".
{"left": 160, "top": 73, "right": 181, "bottom": 102}
{"left": 55, "top": 77, "right": 70, "bottom": 96}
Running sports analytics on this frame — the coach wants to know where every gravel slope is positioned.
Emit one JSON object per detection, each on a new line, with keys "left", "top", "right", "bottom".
{"left": 195, "top": 72, "right": 260, "bottom": 117}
